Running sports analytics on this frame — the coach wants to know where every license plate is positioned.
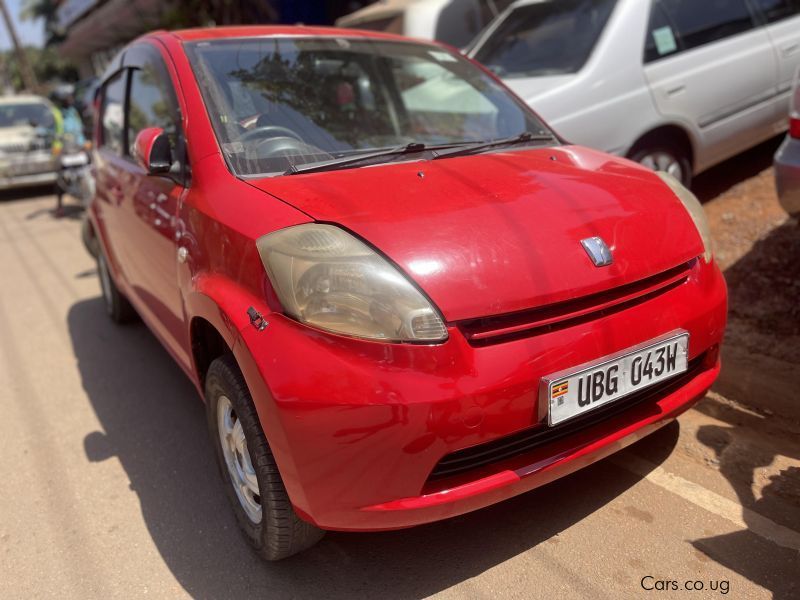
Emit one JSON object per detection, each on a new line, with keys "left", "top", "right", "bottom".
{"left": 61, "top": 153, "right": 89, "bottom": 167}
{"left": 541, "top": 332, "right": 689, "bottom": 426}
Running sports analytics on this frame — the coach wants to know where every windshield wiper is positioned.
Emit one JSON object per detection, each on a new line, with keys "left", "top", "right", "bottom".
{"left": 431, "top": 131, "right": 556, "bottom": 160}
{"left": 285, "top": 142, "right": 463, "bottom": 175}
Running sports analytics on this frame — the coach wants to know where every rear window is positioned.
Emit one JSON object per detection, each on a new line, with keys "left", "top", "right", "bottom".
{"left": 658, "top": 0, "right": 756, "bottom": 52}
{"left": 751, "top": 0, "right": 800, "bottom": 23}
{"left": 473, "top": 0, "right": 617, "bottom": 78}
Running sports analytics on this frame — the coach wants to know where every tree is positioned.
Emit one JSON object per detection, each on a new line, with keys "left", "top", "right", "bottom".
{"left": 0, "top": 46, "right": 78, "bottom": 92}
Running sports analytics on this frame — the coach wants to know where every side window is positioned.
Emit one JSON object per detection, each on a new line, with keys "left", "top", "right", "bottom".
{"left": 127, "top": 57, "right": 179, "bottom": 157}
{"left": 660, "top": 0, "right": 756, "bottom": 51}
{"left": 751, "top": 0, "right": 800, "bottom": 23}
{"left": 645, "top": 3, "right": 681, "bottom": 63}
{"left": 100, "top": 71, "right": 126, "bottom": 154}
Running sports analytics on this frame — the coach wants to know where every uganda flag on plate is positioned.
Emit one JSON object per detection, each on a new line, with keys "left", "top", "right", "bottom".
{"left": 551, "top": 381, "right": 569, "bottom": 399}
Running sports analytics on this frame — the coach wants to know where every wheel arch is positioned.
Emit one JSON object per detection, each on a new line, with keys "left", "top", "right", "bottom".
{"left": 183, "top": 280, "right": 249, "bottom": 393}
{"left": 190, "top": 316, "right": 232, "bottom": 389}
{"left": 627, "top": 124, "right": 697, "bottom": 174}
{"left": 184, "top": 281, "right": 312, "bottom": 520}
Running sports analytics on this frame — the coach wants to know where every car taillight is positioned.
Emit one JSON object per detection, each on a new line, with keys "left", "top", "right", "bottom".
{"left": 790, "top": 116, "right": 800, "bottom": 139}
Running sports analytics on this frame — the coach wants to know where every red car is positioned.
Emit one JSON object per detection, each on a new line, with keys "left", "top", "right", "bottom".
{"left": 88, "top": 26, "right": 727, "bottom": 560}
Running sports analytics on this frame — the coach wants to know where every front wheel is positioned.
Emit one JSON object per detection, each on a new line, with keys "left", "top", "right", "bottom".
{"left": 97, "top": 250, "right": 137, "bottom": 323}
{"left": 630, "top": 144, "right": 692, "bottom": 188}
{"left": 205, "top": 354, "right": 324, "bottom": 560}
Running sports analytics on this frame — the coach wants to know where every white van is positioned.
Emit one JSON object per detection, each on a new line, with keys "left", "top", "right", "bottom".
{"left": 467, "top": 0, "right": 800, "bottom": 185}
{"left": 336, "top": 0, "right": 511, "bottom": 49}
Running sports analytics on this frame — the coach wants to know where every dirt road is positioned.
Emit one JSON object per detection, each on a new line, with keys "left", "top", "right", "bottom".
{"left": 1, "top": 141, "right": 798, "bottom": 599}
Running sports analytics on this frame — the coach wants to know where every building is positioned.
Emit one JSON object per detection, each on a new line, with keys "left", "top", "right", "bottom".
{"left": 56, "top": 0, "right": 373, "bottom": 76}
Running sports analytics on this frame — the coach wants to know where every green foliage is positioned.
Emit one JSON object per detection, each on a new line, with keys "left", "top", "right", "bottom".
{"left": 0, "top": 46, "right": 79, "bottom": 92}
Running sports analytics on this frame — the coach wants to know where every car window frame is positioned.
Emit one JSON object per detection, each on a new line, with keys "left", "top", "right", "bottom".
{"left": 98, "top": 69, "right": 129, "bottom": 155}
{"left": 122, "top": 42, "right": 189, "bottom": 186}
{"left": 643, "top": 0, "right": 761, "bottom": 65}
{"left": 748, "top": 0, "right": 800, "bottom": 25}
{"left": 470, "top": 0, "right": 619, "bottom": 78}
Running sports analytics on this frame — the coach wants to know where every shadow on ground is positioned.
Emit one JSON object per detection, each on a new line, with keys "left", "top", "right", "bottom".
{"left": 714, "top": 219, "right": 800, "bottom": 420}
{"left": 699, "top": 185, "right": 800, "bottom": 598}
{"left": 693, "top": 397, "right": 800, "bottom": 600}
{"left": 68, "top": 297, "right": 682, "bottom": 599}
{"left": 0, "top": 184, "right": 84, "bottom": 219}
{"left": 693, "top": 136, "right": 784, "bottom": 203}
{"left": 0, "top": 184, "right": 55, "bottom": 202}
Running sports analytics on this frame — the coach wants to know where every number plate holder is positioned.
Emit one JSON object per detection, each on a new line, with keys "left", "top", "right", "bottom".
{"left": 538, "top": 330, "right": 690, "bottom": 427}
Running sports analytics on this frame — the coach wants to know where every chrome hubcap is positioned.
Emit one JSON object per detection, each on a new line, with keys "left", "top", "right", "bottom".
{"left": 217, "top": 395, "right": 262, "bottom": 523}
{"left": 638, "top": 151, "right": 683, "bottom": 182}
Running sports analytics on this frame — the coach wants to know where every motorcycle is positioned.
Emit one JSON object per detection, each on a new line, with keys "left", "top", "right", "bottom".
{"left": 55, "top": 141, "right": 99, "bottom": 257}
{"left": 55, "top": 143, "right": 94, "bottom": 208}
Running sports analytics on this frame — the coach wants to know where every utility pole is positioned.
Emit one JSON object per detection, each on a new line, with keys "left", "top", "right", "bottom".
{"left": 0, "top": 0, "right": 38, "bottom": 92}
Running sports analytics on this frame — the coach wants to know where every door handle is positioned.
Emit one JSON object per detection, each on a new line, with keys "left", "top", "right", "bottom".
{"left": 782, "top": 43, "right": 799, "bottom": 56}
{"left": 666, "top": 85, "right": 685, "bottom": 97}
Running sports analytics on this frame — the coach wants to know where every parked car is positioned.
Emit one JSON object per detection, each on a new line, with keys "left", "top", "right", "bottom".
{"left": 0, "top": 95, "right": 59, "bottom": 190}
{"left": 774, "top": 66, "right": 800, "bottom": 217}
{"left": 335, "top": 0, "right": 512, "bottom": 48}
{"left": 89, "top": 26, "right": 727, "bottom": 560}
{"left": 467, "top": 0, "right": 800, "bottom": 186}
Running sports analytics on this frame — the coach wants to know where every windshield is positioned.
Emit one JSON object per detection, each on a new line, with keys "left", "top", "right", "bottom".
{"left": 473, "top": 0, "right": 617, "bottom": 78}
{"left": 0, "top": 102, "right": 55, "bottom": 129}
{"left": 186, "top": 38, "right": 548, "bottom": 176}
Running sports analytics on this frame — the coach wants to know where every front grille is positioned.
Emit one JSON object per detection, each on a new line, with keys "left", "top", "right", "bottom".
{"left": 428, "top": 354, "right": 706, "bottom": 482}
{"left": 458, "top": 260, "right": 696, "bottom": 346}
{"left": 0, "top": 140, "right": 48, "bottom": 154}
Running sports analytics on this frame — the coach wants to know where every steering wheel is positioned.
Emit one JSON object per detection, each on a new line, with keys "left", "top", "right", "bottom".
{"left": 240, "top": 125, "right": 304, "bottom": 144}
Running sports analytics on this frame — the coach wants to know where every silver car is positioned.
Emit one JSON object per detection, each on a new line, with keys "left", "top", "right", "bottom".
{"left": 468, "top": 0, "right": 800, "bottom": 187}
{"left": 0, "top": 95, "right": 59, "bottom": 190}
{"left": 774, "top": 67, "right": 800, "bottom": 217}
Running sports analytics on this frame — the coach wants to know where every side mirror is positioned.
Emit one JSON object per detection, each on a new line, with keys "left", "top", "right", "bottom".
{"left": 133, "top": 127, "right": 172, "bottom": 175}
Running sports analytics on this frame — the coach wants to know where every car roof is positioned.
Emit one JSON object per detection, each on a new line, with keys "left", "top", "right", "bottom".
{"left": 0, "top": 94, "right": 51, "bottom": 106}
{"left": 161, "top": 25, "right": 430, "bottom": 45}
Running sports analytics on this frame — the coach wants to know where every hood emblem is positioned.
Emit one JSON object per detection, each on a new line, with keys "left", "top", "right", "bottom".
{"left": 581, "top": 237, "right": 613, "bottom": 267}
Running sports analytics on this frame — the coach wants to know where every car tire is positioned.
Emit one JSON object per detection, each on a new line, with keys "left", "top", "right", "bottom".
{"left": 97, "top": 250, "right": 137, "bottom": 323}
{"left": 205, "top": 354, "right": 325, "bottom": 561}
{"left": 630, "top": 143, "right": 692, "bottom": 188}
{"left": 81, "top": 215, "right": 99, "bottom": 258}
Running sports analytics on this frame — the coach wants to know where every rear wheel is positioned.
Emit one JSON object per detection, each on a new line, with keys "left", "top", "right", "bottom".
{"left": 205, "top": 354, "right": 325, "bottom": 560}
{"left": 97, "top": 250, "right": 137, "bottom": 323}
{"left": 631, "top": 143, "right": 692, "bottom": 188}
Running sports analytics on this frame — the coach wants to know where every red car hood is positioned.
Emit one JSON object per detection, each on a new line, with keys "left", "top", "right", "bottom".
{"left": 249, "top": 146, "right": 704, "bottom": 322}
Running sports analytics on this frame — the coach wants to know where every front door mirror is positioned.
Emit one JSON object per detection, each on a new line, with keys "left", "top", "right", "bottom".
{"left": 133, "top": 127, "right": 172, "bottom": 174}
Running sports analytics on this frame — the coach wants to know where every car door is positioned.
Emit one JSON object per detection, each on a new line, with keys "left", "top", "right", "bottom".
{"left": 118, "top": 44, "right": 191, "bottom": 369}
{"left": 643, "top": 0, "right": 779, "bottom": 170}
{"left": 750, "top": 0, "right": 800, "bottom": 122}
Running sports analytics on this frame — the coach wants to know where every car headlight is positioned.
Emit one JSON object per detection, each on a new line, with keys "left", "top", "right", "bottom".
{"left": 256, "top": 224, "right": 448, "bottom": 342}
{"left": 656, "top": 172, "right": 713, "bottom": 263}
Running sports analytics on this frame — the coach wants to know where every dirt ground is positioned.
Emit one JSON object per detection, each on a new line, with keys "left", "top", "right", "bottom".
{"left": 693, "top": 135, "right": 800, "bottom": 515}
{"left": 694, "top": 137, "right": 800, "bottom": 427}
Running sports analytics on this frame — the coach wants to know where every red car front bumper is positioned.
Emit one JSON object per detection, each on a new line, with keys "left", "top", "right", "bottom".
{"left": 234, "top": 258, "right": 727, "bottom": 531}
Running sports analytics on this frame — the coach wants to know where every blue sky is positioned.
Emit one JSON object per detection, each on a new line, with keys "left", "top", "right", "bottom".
{"left": 0, "top": 0, "right": 45, "bottom": 50}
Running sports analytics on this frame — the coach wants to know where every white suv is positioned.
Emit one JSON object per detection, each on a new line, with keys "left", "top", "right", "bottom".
{"left": 467, "top": 0, "right": 800, "bottom": 186}
{"left": 0, "top": 95, "right": 59, "bottom": 190}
